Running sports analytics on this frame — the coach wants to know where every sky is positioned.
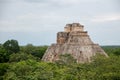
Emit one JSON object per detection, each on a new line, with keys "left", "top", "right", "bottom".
{"left": 0, "top": 0, "right": 120, "bottom": 46}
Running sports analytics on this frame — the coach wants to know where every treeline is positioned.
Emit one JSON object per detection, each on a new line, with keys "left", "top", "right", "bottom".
{"left": 0, "top": 39, "right": 120, "bottom": 80}
{"left": 0, "top": 39, "right": 48, "bottom": 63}
{"left": 102, "top": 46, "right": 120, "bottom": 56}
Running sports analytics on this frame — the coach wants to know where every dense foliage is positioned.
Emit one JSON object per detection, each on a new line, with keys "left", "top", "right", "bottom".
{"left": 0, "top": 40, "right": 120, "bottom": 80}
{"left": 3, "top": 39, "right": 20, "bottom": 54}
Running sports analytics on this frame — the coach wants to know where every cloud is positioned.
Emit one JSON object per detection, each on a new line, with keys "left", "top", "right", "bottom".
{"left": 17, "top": 13, "right": 64, "bottom": 20}
{"left": 91, "top": 14, "right": 120, "bottom": 23}
{"left": 0, "top": 20, "right": 57, "bottom": 32}
{"left": 23, "top": 0, "right": 46, "bottom": 3}
{"left": 1, "top": 13, "right": 120, "bottom": 32}
{"left": 23, "top": 0, "right": 99, "bottom": 6}
{"left": 0, "top": 13, "right": 67, "bottom": 32}
{"left": 0, "top": 0, "right": 19, "bottom": 3}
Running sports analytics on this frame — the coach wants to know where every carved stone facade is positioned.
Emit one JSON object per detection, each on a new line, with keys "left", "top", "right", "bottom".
{"left": 42, "top": 23, "right": 108, "bottom": 63}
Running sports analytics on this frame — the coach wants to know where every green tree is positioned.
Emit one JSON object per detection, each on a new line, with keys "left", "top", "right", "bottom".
{"left": 21, "top": 44, "right": 48, "bottom": 59}
{"left": 3, "top": 39, "right": 20, "bottom": 54}
{"left": 55, "top": 54, "right": 76, "bottom": 66}
{"left": 32, "top": 46, "right": 48, "bottom": 59}
{"left": 21, "top": 44, "right": 35, "bottom": 54}
{"left": 0, "top": 44, "right": 9, "bottom": 62}
{"left": 0, "top": 63, "right": 9, "bottom": 80}
{"left": 113, "top": 48, "right": 120, "bottom": 56}
{"left": 9, "top": 52, "right": 36, "bottom": 62}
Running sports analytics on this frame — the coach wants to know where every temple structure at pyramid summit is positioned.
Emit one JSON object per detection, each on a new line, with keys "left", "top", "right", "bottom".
{"left": 42, "top": 23, "right": 108, "bottom": 63}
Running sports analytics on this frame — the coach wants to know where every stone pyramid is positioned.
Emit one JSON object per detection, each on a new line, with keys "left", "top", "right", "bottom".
{"left": 42, "top": 23, "right": 108, "bottom": 63}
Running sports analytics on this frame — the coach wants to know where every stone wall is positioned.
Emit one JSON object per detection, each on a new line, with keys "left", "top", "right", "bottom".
{"left": 64, "top": 23, "right": 84, "bottom": 32}
{"left": 57, "top": 32, "right": 69, "bottom": 44}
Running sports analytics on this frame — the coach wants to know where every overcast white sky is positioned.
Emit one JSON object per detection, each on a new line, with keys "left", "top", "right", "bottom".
{"left": 0, "top": 0, "right": 120, "bottom": 45}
